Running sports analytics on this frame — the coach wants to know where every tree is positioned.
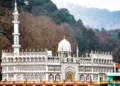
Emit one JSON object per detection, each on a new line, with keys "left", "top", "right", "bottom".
{"left": 113, "top": 46, "right": 120, "bottom": 63}
{"left": 118, "top": 32, "right": 120, "bottom": 40}
{"left": 52, "top": 8, "right": 76, "bottom": 25}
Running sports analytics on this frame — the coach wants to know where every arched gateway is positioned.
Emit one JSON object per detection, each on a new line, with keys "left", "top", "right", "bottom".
{"left": 65, "top": 66, "right": 75, "bottom": 81}
{"left": 66, "top": 72, "right": 74, "bottom": 81}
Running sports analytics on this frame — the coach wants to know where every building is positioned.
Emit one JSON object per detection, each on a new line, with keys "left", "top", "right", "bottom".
{"left": 106, "top": 64, "right": 120, "bottom": 86}
{"left": 1, "top": 0, "right": 115, "bottom": 82}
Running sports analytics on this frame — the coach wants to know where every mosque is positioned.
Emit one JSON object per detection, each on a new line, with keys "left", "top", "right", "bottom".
{"left": 1, "top": 0, "right": 115, "bottom": 82}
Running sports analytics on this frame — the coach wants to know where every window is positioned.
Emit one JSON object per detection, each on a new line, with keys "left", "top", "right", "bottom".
{"left": 86, "top": 75, "right": 91, "bottom": 81}
{"left": 55, "top": 74, "right": 60, "bottom": 81}
{"left": 80, "top": 75, "right": 84, "bottom": 81}
{"left": 23, "top": 58, "right": 26, "bottom": 62}
{"left": 35, "top": 57, "right": 37, "bottom": 62}
{"left": 17, "top": 74, "right": 21, "bottom": 81}
{"left": 16, "top": 58, "right": 18, "bottom": 62}
{"left": 49, "top": 74, "right": 54, "bottom": 81}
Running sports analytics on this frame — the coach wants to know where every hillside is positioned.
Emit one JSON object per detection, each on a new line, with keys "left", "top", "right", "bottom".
{"left": 55, "top": 3, "right": 120, "bottom": 30}
{"left": 0, "top": 0, "right": 120, "bottom": 62}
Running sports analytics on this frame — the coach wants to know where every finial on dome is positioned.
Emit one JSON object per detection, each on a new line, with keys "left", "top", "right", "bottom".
{"left": 15, "top": 0, "right": 17, "bottom": 11}
{"left": 13, "top": 0, "right": 19, "bottom": 15}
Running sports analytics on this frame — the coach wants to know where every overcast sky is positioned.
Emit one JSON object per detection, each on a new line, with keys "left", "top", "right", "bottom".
{"left": 52, "top": 0, "right": 120, "bottom": 11}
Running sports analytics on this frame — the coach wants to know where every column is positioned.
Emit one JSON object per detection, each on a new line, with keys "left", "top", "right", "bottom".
{"left": 113, "top": 63, "right": 116, "bottom": 73}
{"left": 6, "top": 74, "right": 8, "bottom": 81}
{"left": 45, "top": 73, "right": 48, "bottom": 81}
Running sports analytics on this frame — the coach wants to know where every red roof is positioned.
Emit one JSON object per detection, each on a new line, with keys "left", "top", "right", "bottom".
{"left": 116, "top": 64, "right": 120, "bottom": 68}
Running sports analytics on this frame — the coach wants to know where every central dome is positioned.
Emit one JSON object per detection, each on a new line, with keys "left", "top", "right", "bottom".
{"left": 57, "top": 38, "right": 71, "bottom": 52}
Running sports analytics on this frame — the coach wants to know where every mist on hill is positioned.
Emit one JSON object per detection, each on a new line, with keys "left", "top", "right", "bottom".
{"left": 53, "top": 3, "right": 120, "bottom": 30}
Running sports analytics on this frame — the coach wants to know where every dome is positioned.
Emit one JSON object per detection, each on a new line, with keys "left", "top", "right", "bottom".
{"left": 58, "top": 38, "right": 71, "bottom": 52}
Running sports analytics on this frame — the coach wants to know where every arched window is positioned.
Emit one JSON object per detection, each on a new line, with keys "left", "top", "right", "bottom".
{"left": 35, "top": 57, "right": 37, "bottom": 62}
{"left": 67, "top": 58, "right": 68, "bottom": 62}
{"left": 86, "top": 75, "right": 91, "bottom": 81}
{"left": 104, "top": 60, "right": 106, "bottom": 64}
{"left": 23, "top": 57, "right": 26, "bottom": 62}
{"left": 16, "top": 58, "right": 18, "bottom": 62}
{"left": 31, "top": 57, "right": 34, "bottom": 62}
{"left": 55, "top": 74, "right": 60, "bottom": 81}
{"left": 100, "top": 75, "right": 104, "bottom": 81}
{"left": 108, "top": 60, "right": 110, "bottom": 64}
{"left": 102, "top": 59, "right": 104, "bottom": 64}
{"left": 80, "top": 75, "right": 85, "bottom": 81}
{"left": 8, "top": 58, "right": 10, "bottom": 62}
{"left": 39, "top": 74, "right": 42, "bottom": 80}
{"left": 96, "top": 59, "right": 98, "bottom": 63}
{"left": 3, "top": 74, "right": 7, "bottom": 81}
{"left": 99, "top": 59, "right": 102, "bottom": 64}
{"left": 107, "top": 60, "right": 109, "bottom": 64}
{"left": 93, "top": 67, "right": 95, "bottom": 72}
{"left": 19, "top": 57, "right": 22, "bottom": 62}
{"left": 42, "top": 57, "right": 45, "bottom": 62}
{"left": 94, "top": 59, "right": 96, "bottom": 63}
{"left": 27, "top": 57, "right": 29, "bottom": 62}
{"left": 3, "top": 58, "right": 6, "bottom": 62}
{"left": 49, "top": 74, "right": 54, "bottom": 81}
{"left": 17, "top": 74, "right": 21, "bottom": 81}
{"left": 109, "top": 60, "right": 112, "bottom": 64}
{"left": 11, "top": 58, "right": 13, "bottom": 62}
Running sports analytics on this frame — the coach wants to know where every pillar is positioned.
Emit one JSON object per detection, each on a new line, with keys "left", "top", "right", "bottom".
{"left": 6, "top": 74, "right": 8, "bottom": 81}
{"left": 113, "top": 63, "right": 116, "bottom": 73}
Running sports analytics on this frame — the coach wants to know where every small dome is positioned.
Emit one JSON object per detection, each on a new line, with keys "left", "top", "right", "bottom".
{"left": 58, "top": 38, "right": 71, "bottom": 52}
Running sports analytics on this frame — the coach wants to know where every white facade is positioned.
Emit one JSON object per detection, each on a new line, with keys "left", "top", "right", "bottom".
{"left": 1, "top": 0, "right": 114, "bottom": 82}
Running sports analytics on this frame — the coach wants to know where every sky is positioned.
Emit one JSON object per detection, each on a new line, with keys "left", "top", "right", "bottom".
{"left": 52, "top": 0, "right": 120, "bottom": 11}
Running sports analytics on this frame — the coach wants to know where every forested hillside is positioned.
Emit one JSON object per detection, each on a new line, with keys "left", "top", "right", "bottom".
{"left": 0, "top": 0, "right": 120, "bottom": 62}
{"left": 56, "top": 3, "right": 120, "bottom": 30}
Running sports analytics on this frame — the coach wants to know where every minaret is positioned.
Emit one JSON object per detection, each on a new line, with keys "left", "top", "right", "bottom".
{"left": 76, "top": 45, "right": 79, "bottom": 57}
{"left": 12, "top": 0, "right": 21, "bottom": 54}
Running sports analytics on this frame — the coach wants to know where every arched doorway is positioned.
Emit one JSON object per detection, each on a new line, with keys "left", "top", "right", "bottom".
{"left": 65, "top": 66, "right": 75, "bottom": 81}
{"left": 66, "top": 72, "right": 73, "bottom": 81}
{"left": 49, "top": 74, "right": 54, "bottom": 81}
{"left": 86, "top": 75, "right": 91, "bottom": 81}
{"left": 80, "top": 75, "right": 85, "bottom": 81}
{"left": 100, "top": 75, "right": 104, "bottom": 82}
{"left": 55, "top": 74, "right": 60, "bottom": 81}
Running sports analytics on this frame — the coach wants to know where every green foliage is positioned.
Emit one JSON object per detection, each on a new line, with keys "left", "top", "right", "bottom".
{"left": 113, "top": 46, "right": 120, "bottom": 63}
{"left": 52, "top": 8, "right": 76, "bottom": 25}
{"left": 42, "top": 2, "right": 57, "bottom": 12}
{"left": 118, "top": 32, "right": 120, "bottom": 40}
{"left": 0, "top": 8, "right": 4, "bottom": 16}
{"left": 23, "top": 0, "right": 57, "bottom": 16}
{"left": 84, "top": 29, "right": 97, "bottom": 52}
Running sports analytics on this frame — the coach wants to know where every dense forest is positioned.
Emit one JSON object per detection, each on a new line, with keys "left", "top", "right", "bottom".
{"left": 0, "top": 0, "right": 120, "bottom": 63}
{"left": 58, "top": 4, "right": 120, "bottom": 30}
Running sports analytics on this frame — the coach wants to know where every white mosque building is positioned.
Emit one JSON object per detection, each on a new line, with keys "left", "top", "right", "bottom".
{"left": 1, "top": 0, "right": 115, "bottom": 82}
